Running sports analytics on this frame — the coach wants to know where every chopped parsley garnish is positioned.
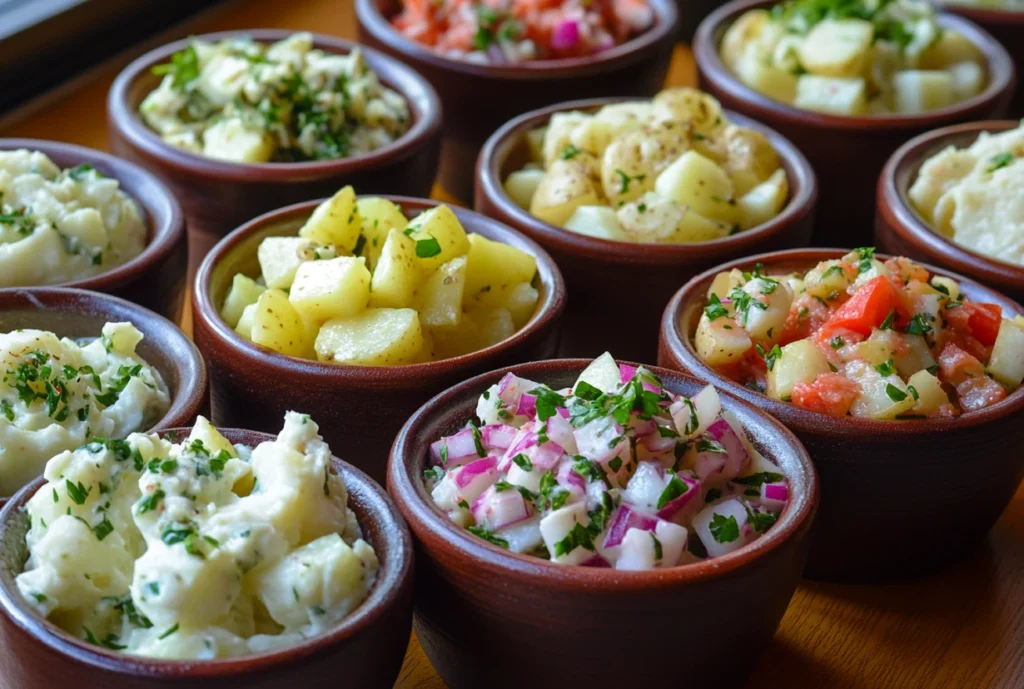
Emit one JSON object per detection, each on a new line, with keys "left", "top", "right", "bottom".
{"left": 905, "top": 313, "right": 934, "bottom": 336}
{"left": 530, "top": 386, "right": 567, "bottom": 421}
{"left": 161, "top": 523, "right": 195, "bottom": 546}
{"left": 152, "top": 44, "right": 200, "bottom": 90}
{"left": 656, "top": 473, "right": 689, "bottom": 509}
{"left": 65, "top": 480, "right": 90, "bottom": 505}
{"left": 157, "top": 623, "right": 180, "bottom": 640}
{"left": 469, "top": 421, "right": 486, "bottom": 457}
{"left": 830, "top": 336, "right": 845, "bottom": 349}
{"left": 91, "top": 517, "right": 114, "bottom": 541}
{"left": 560, "top": 144, "right": 581, "bottom": 160}
{"left": 756, "top": 343, "right": 782, "bottom": 372}
{"left": 732, "top": 471, "right": 784, "bottom": 487}
{"left": 553, "top": 522, "right": 596, "bottom": 557}
{"left": 705, "top": 294, "right": 729, "bottom": 321}
{"left": 467, "top": 525, "right": 509, "bottom": 548}
{"left": 651, "top": 533, "right": 663, "bottom": 561}
{"left": 423, "top": 465, "right": 445, "bottom": 482}
{"left": 415, "top": 236, "right": 442, "bottom": 259}
{"left": 885, "top": 384, "right": 907, "bottom": 402}
{"left": 613, "top": 168, "right": 646, "bottom": 194}
{"left": 709, "top": 513, "right": 740, "bottom": 543}
{"left": 879, "top": 309, "right": 896, "bottom": 330}
{"left": 854, "top": 247, "right": 875, "bottom": 274}
{"left": 0, "top": 399, "right": 13, "bottom": 422}
{"left": 986, "top": 152, "right": 1013, "bottom": 173}
{"left": 874, "top": 358, "right": 896, "bottom": 377}
{"left": 512, "top": 453, "right": 533, "bottom": 472}
{"left": 705, "top": 488, "right": 722, "bottom": 503}
{"left": 907, "top": 384, "right": 919, "bottom": 401}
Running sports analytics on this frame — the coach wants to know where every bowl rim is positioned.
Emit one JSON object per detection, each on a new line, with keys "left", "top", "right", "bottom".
{"left": 192, "top": 194, "right": 567, "bottom": 381}
{"left": 0, "top": 286, "right": 206, "bottom": 437}
{"left": 694, "top": 0, "right": 1017, "bottom": 130}
{"left": 660, "top": 247, "right": 1024, "bottom": 436}
{"left": 388, "top": 358, "right": 819, "bottom": 591}
{"left": 877, "top": 119, "right": 1024, "bottom": 288}
{"left": 0, "top": 138, "right": 185, "bottom": 292}
{"left": 107, "top": 29, "right": 443, "bottom": 182}
{"left": 475, "top": 96, "right": 818, "bottom": 265}
{"left": 354, "top": 0, "right": 680, "bottom": 78}
{"left": 0, "top": 426, "right": 412, "bottom": 678}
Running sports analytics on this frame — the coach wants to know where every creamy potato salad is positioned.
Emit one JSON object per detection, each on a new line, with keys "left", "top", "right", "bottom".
{"left": 16, "top": 412, "right": 378, "bottom": 660}
{"left": 0, "top": 150, "right": 146, "bottom": 287}
{"left": 504, "top": 88, "right": 789, "bottom": 242}
{"left": 140, "top": 33, "right": 411, "bottom": 163}
{"left": 721, "top": 0, "right": 988, "bottom": 115}
{"left": 0, "top": 323, "right": 169, "bottom": 496}
{"left": 909, "top": 122, "right": 1024, "bottom": 266}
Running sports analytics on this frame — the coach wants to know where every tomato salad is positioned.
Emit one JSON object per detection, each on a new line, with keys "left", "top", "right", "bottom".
{"left": 424, "top": 354, "right": 789, "bottom": 570}
{"left": 694, "top": 250, "right": 1024, "bottom": 419}
{"left": 391, "top": 0, "right": 655, "bottom": 64}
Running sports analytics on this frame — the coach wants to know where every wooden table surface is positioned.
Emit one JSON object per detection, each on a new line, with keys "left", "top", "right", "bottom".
{"left": 3, "top": 1, "right": 1022, "bottom": 687}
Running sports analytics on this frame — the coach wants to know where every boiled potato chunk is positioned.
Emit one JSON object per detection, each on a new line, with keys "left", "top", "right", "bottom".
{"left": 221, "top": 274, "right": 266, "bottom": 328}
{"left": 736, "top": 51, "right": 798, "bottom": 104}
{"left": 918, "top": 30, "right": 984, "bottom": 70}
{"left": 566, "top": 205, "right": 630, "bottom": 241}
{"left": 846, "top": 360, "right": 915, "bottom": 419}
{"left": 654, "top": 150, "right": 736, "bottom": 222}
{"left": 767, "top": 339, "right": 832, "bottom": 401}
{"left": 531, "top": 158, "right": 603, "bottom": 227}
{"left": 502, "top": 282, "right": 540, "bottom": 329}
{"left": 299, "top": 186, "right": 361, "bottom": 252}
{"left": 593, "top": 102, "right": 653, "bottom": 138}
{"left": 504, "top": 168, "right": 546, "bottom": 210}
{"left": 526, "top": 127, "right": 546, "bottom": 162}
{"left": 405, "top": 205, "right": 471, "bottom": 275}
{"left": 891, "top": 71, "right": 954, "bottom": 114}
{"left": 600, "top": 126, "right": 685, "bottom": 205}
{"left": 694, "top": 313, "right": 752, "bottom": 367}
{"left": 948, "top": 62, "right": 985, "bottom": 102}
{"left": 369, "top": 229, "right": 422, "bottom": 309}
{"left": 542, "top": 111, "right": 592, "bottom": 166}
{"left": 617, "top": 194, "right": 684, "bottom": 241}
{"left": 737, "top": 169, "right": 788, "bottom": 230}
{"left": 418, "top": 256, "right": 467, "bottom": 328}
{"left": 721, "top": 9, "right": 770, "bottom": 70}
{"left": 988, "top": 319, "right": 1024, "bottom": 388}
{"left": 202, "top": 118, "right": 275, "bottom": 163}
{"left": 235, "top": 303, "right": 257, "bottom": 340}
{"left": 737, "top": 278, "right": 791, "bottom": 341}
{"left": 252, "top": 288, "right": 310, "bottom": 358}
{"left": 804, "top": 260, "right": 852, "bottom": 300}
{"left": 568, "top": 116, "right": 616, "bottom": 157}
{"left": 650, "top": 88, "right": 725, "bottom": 138}
{"left": 288, "top": 256, "right": 371, "bottom": 322}
{"left": 798, "top": 19, "right": 874, "bottom": 78}
{"left": 906, "top": 370, "right": 949, "bottom": 416}
{"left": 258, "top": 236, "right": 312, "bottom": 289}
{"left": 315, "top": 308, "right": 423, "bottom": 366}
{"left": 463, "top": 233, "right": 537, "bottom": 301}
{"left": 356, "top": 197, "right": 407, "bottom": 269}
{"left": 670, "top": 208, "right": 731, "bottom": 243}
{"left": 468, "top": 307, "right": 516, "bottom": 350}
{"left": 716, "top": 125, "right": 782, "bottom": 197}
{"left": 431, "top": 307, "right": 515, "bottom": 359}
{"left": 795, "top": 76, "right": 867, "bottom": 115}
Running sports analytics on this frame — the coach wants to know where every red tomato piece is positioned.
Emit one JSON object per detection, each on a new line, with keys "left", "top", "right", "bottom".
{"left": 817, "top": 276, "right": 908, "bottom": 340}
{"left": 791, "top": 373, "right": 861, "bottom": 418}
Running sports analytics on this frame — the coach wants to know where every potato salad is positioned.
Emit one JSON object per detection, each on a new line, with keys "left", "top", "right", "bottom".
{"left": 693, "top": 250, "right": 1024, "bottom": 418}
{"left": 720, "top": 0, "right": 988, "bottom": 115}
{"left": 140, "top": 33, "right": 410, "bottom": 163}
{"left": 0, "top": 323, "right": 169, "bottom": 496}
{"left": 16, "top": 412, "right": 378, "bottom": 660}
{"left": 0, "top": 150, "right": 146, "bottom": 287}
{"left": 504, "top": 88, "right": 789, "bottom": 242}
{"left": 909, "top": 122, "right": 1024, "bottom": 266}
{"left": 221, "top": 186, "right": 540, "bottom": 364}
{"left": 425, "top": 354, "right": 790, "bottom": 569}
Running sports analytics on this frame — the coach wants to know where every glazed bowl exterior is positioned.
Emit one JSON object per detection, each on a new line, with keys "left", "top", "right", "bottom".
{"left": 475, "top": 97, "right": 817, "bottom": 364}
{"left": 658, "top": 248, "right": 1024, "bottom": 581}
{"left": 108, "top": 30, "right": 442, "bottom": 273}
{"left": 388, "top": 359, "right": 818, "bottom": 689}
{"left": 192, "top": 196, "right": 566, "bottom": 485}
{"left": 0, "top": 428, "right": 414, "bottom": 689}
{"left": 939, "top": 3, "right": 1024, "bottom": 116}
{"left": 356, "top": 0, "right": 679, "bottom": 200}
{"left": 0, "top": 139, "right": 187, "bottom": 321}
{"left": 876, "top": 120, "right": 1024, "bottom": 304}
{"left": 694, "top": 0, "right": 1016, "bottom": 247}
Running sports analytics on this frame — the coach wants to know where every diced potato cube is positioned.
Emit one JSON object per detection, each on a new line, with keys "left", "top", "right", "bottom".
{"left": 258, "top": 236, "right": 313, "bottom": 289}
{"left": 568, "top": 116, "right": 616, "bottom": 157}
{"left": 948, "top": 61, "right": 985, "bottom": 102}
{"left": 767, "top": 339, "right": 832, "bottom": 401}
{"left": 592, "top": 102, "right": 652, "bottom": 140}
{"left": 720, "top": 9, "right": 770, "bottom": 70}
{"left": 356, "top": 197, "right": 408, "bottom": 269}
{"left": 369, "top": 229, "right": 422, "bottom": 309}
{"left": 566, "top": 205, "right": 631, "bottom": 241}
{"left": 463, "top": 233, "right": 537, "bottom": 302}
{"left": 504, "top": 169, "right": 547, "bottom": 210}
{"left": 298, "top": 186, "right": 361, "bottom": 253}
{"left": 891, "top": 70, "right": 954, "bottom": 114}
{"left": 405, "top": 205, "right": 471, "bottom": 275}
{"left": 695, "top": 313, "right": 752, "bottom": 367}
{"left": 650, "top": 88, "right": 726, "bottom": 138}
{"left": 848, "top": 338, "right": 892, "bottom": 366}
{"left": 530, "top": 159, "right": 603, "bottom": 227}
{"left": 737, "top": 278, "right": 792, "bottom": 342}
{"left": 846, "top": 360, "right": 915, "bottom": 419}
{"left": 736, "top": 51, "right": 798, "bottom": 103}
{"left": 669, "top": 208, "right": 731, "bottom": 243}
{"left": 918, "top": 30, "right": 984, "bottom": 70}
{"left": 221, "top": 274, "right": 266, "bottom": 328}
{"left": 930, "top": 276, "right": 961, "bottom": 302}
{"left": 430, "top": 317, "right": 481, "bottom": 360}
{"left": 202, "top": 117, "right": 275, "bottom": 163}
{"left": 708, "top": 271, "right": 734, "bottom": 301}
{"left": 418, "top": 256, "right": 467, "bottom": 328}
{"left": 893, "top": 333, "right": 936, "bottom": 377}
{"left": 235, "top": 303, "right": 257, "bottom": 340}
{"left": 989, "top": 319, "right": 1024, "bottom": 388}
{"left": 617, "top": 194, "right": 685, "bottom": 241}
{"left": 251, "top": 289, "right": 310, "bottom": 358}
{"left": 542, "top": 111, "right": 592, "bottom": 166}
{"left": 804, "top": 260, "right": 852, "bottom": 300}
{"left": 906, "top": 370, "right": 949, "bottom": 416}
{"left": 502, "top": 282, "right": 540, "bottom": 329}
{"left": 654, "top": 150, "right": 736, "bottom": 221}
{"left": 526, "top": 127, "right": 546, "bottom": 163}
{"left": 467, "top": 307, "right": 515, "bottom": 350}
{"left": 314, "top": 308, "right": 424, "bottom": 366}
{"left": 795, "top": 75, "right": 867, "bottom": 115}
{"left": 798, "top": 19, "right": 874, "bottom": 78}
{"left": 288, "top": 256, "right": 371, "bottom": 322}
{"left": 737, "top": 169, "right": 788, "bottom": 230}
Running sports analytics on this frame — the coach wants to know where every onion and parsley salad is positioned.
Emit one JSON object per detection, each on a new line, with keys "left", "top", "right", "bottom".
{"left": 424, "top": 354, "right": 789, "bottom": 570}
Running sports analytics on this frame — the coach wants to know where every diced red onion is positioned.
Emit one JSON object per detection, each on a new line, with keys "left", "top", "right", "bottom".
{"left": 556, "top": 459, "right": 586, "bottom": 492}
{"left": 527, "top": 440, "right": 565, "bottom": 471}
{"left": 430, "top": 428, "right": 480, "bottom": 467}
{"left": 455, "top": 456, "right": 498, "bottom": 489}
{"left": 581, "top": 554, "right": 612, "bottom": 568}
{"left": 515, "top": 393, "right": 537, "bottom": 418}
{"left": 656, "top": 477, "right": 701, "bottom": 522}
{"left": 472, "top": 485, "right": 529, "bottom": 530}
{"left": 481, "top": 424, "right": 517, "bottom": 452}
{"left": 693, "top": 451, "right": 726, "bottom": 484}
{"left": 632, "top": 417, "right": 656, "bottom": 437}
{"left": 574, "top": 416, "right": 624, "bottom": 465}
{"left": 641, "top": 431, "right": 676, "bottom": 453}
{"left": 550, "top": 19, "right": 579, "bottom": 50}
{"left": 555, "top": 406, "right": 569, "bottom": 419}
{"left": 602, "top": 503, "right": 658, "bottom": 548}
{"left": 619, "top": 363, "right": 637, "bottom": 384}
{"left": 706, "top": 417, "right": 751, "bottom": 481}
{"left": 499, "top": 422, "right": 538, "bottom": 471}
{"left": 761, "top": 482, "right": 789, "bottom": 511}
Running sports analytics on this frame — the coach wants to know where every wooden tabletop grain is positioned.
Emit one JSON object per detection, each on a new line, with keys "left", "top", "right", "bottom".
{"left": 2, "top": 1, "right": 1022, "bottom": 687}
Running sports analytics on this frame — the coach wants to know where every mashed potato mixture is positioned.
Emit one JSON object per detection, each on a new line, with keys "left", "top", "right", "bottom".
{"left": 16, "top": 412, "right": 378, "bottom": 660}
{"left": 909, "top": 123, "right": 1024, "bottom": 266}
{"left": 0, "top": 323, "right": 169, "bottom": 496}
{"left": 0, "top": 150, "right": 147, "bottom": 287}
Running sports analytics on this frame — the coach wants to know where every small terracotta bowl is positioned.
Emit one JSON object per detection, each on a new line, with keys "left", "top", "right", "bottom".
{"left": 0, "top": 139, "right": 187, "bottom": 321}
{"left": 355, "top": 0, "right": 679, "bottom": 200}
{"left": 192, "top": 196, "right": 566, "bottom": 485}
{"left": 108, "top": 30, "right": 442, "bottom": 273}
{"left": 658, "top": 248, "right": 1024, "bottom": 582}
{"left": 0, "top": 428, "right": 414, "bottom": 689}
{"left": 939, "top": 4, "right": 1024, "bottom": 116}
{"left": 694, "top": 0, "right": 1016, "bottom": 247}
{"left": 475, "top": 97, "right": 817, "bottom": 364}
{"left": 876, "top": 120, "right": 1024, "bottom": 304}
{"left": 0, "top": 287, "right": 207, "bottom": 503}
{"left": 388, "top": 359, "right": 818, "bottom": 689}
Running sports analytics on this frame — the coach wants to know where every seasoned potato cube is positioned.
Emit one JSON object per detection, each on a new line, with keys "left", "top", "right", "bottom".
{"left": 736, "top": 51, "right": 798, "bottom": 104}
{"left": 504, "top": 169, "right": 547, "bottom": 210}
{"left": 847, "top": 338, "right": 892, "bottom": 366}
{"left": 356, "top": 197, "right": 407, "bottom": 269}
{"left": 418, "top": 257, "right": 467, "bottom": 328}
{"left": 405, "top": 205, "right": 471, "bottom": 275}
{"left": 258, "top": 236, "right": 313, "bottom": 289}
{"left": 430, "top": 317, "right": 480, "bottom": 360}
{"left": 906, "top": 370, "right": 949, "bottom": 416}
{"left": 948, "top": 61, "right": 985, "bottom": 102}
{"left": 795, "top": 75, "right": 867, "bottom": 115}
{"left": 804, "top": 260, "right": 852, "bottom": 300}
{"left": 600, "top": 126, "right": 686, "bottom": 205}
{"left": 716, "top": 124, "right": 782, "bottom": 197}
{"left": 542, "top": 111, "right": 592, "bottom": 166}
{"left": 695, "top": 313, "right": 752, "bottom": 367}
{"left": 299, "top": 186, "right": 361, "bottom": 253}
{"left": 669, "top": 208, "right": 731, "bottom": 243}
{"left": 463, "top": 233, "right": 537, "bottom": 302}
{"left": 568, "top": 116, "right": 617, "bottom": 157}
{"left": 989, "top": 319, "right": 1024, "bottom": 388}
{"left": 221, "top": 274, "right": 266, "bottom": 328}
{"left": 798, "top": 19, "right": 874, "bottom": 78}
{"left": 502, "top": 282, "right": 540, "bottom": 329}
{"left": 617, "top": 194, "right": 685, "bottom": 242}
{"left": 369, "top": 229, "right": 422, "bottom": 309}
{"left": 531, "top": 159, "right": 603, "bottom": 227}
{"left": 202, "top": 117, "right": 275, "bottom": 163}
{"left": 526, "top": 127, "right": 547, "bottom": 162}
{"left": 593, "top": 102, "right": 653, "bottom": 138}
{"left": 650, "top": 88, "right": 726, "bottom": 138}
{"left": 235, "top": 303, "right": 257, "bottom": 340}
{"left": 654, "top": 150, "right": 736, "bottom": 222}
{"left": 707, "top": 271, "right": 734, "bottom": 301}
{"left": 288, "top": 256, "right": 372, "bottom": 322}
{"left": 565, "top": 206, "right": 631, "bottom": 241}
{"left": 315, "top": 308, "right": 424, "bottom": 366}
{"left": 918, "top": 30, "right": 984, "bottom": 70}
{"left": 467, "top": 307, "right": 515, "bottom": 349}
{"left": 893, "top": 333, "right": 936, "bottom": 377}
{"left": 737, "top": 169, "right": 788, "bottom": 229}
{"left": 846, "top": 360, "right": 915, "bottom": 419}
{"left": 720, "top": 9, "right": 770, "bottom": 70}
{"left": 891, "top": 71, "right": 954, "bottom": 114}
{"left": 252, "top": 288, "right": 310, "bottom": 357}
{"left": 767, "top": 339, "right": 832, "bottom": 400}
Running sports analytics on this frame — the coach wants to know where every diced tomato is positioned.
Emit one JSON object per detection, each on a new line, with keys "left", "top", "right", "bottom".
{"left": 817, "top": 276, "right": 909, "bottom": 340}
{"left": 936, "top": 342, "right": 1007, "bottom": 411}
{"left": 884, "top": 257, "right": 930, "bottom": 285}
{"left": 937, "top": 343, "right": 985, "bottom": 385}
{"left": 791, "top": 373, "right": 861, "bottom": 418}
{"left": 782, "top": 293, "right": 831, "bottom": 344}
{"left": 955, "top": 302, "right": 1002, "bottom": 347}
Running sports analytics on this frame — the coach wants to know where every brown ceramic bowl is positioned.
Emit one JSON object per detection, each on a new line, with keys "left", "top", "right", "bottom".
{"left": 475, "top": 97, "right": 817, "bottom": 363}
{"left": 192, "top": 195, "right": 566, "bottom": 485}
{"left": 0, "top": 287, "right": 207, "bottom": 501}
{"left": 876, "top": 120, "right": 1024, "bottom": 304}
{"left": 388, "top": 359, "right": 818, "bottom": 689}
{"left": 356, "top": 0, "right": 679, "bottom": 201}
{"left": 108, "top": 29, "right": 442, "bottom": 273}
{"left": 0, "top": 139, "right": 187, "bottom": 320}
{"left": 0, "top": 427, "right": 414, "bottom": 689}
{"left": 658, "top": 248, "right": 1024, "bottom": 581}
{"left": 694, "top": 0, "right": 1016, "bottom": 247}
{"left": 939, "top": 3, "right": 1024, "bottom": 116}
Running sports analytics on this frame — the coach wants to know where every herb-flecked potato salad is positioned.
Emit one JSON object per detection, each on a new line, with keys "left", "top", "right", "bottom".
{"left": 721, "top": 0, "right": 988, "bottom": 115}
{"left": 140, "top": 33, "right": 410, "bottom": 163}
{"left": 504, "top": 88, "right": 789, "bottom": 243}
